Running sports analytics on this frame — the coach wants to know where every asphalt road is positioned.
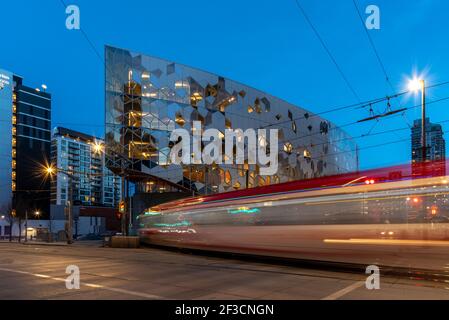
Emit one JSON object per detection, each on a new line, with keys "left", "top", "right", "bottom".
{"left": 0, "top": 241, "right": 448, "bottom": 300}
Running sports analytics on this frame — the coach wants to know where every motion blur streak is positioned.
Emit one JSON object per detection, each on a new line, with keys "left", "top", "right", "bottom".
{"left": 323, "top": 239, "right": 449, "bottom": 246}
{"left": 139, "top": 160, "right": 449, "bottom": 273}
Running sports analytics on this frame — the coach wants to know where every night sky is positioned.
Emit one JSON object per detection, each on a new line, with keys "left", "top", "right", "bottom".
{"left": 1, "top": 0, "right": 448, "bottom": 169}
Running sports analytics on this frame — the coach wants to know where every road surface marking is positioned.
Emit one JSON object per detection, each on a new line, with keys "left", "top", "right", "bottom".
{"left": 321, "top": 281, "right": 365, "bottom": 300}
{"left": 324, "top": 239, "right": 449, "bottom": 246}
{"left": 0, "top": 267, "right": 164, "bottom": 299}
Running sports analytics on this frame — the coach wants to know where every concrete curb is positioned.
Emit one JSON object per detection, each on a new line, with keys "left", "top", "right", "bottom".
{"left": 22, "top": 242, "right": 68, "bottom": 246}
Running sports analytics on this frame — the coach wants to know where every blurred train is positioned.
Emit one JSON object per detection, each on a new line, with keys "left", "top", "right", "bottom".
{"left": 138, "top": 160, "right": 449, "bottom": 272}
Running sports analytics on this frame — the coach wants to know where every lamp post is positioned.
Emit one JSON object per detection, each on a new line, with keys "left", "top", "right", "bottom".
{"left": 25, "top": 210, "right": 28, "bottom": 242}
{"left": 409, "top": 78, "right": 427, "bottom": 162}
{"left": 45, "top": 166, "right": 74, "bottom": 244}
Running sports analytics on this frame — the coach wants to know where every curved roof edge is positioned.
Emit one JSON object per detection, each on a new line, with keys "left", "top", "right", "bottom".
{"left": 105, "top": 44, "right": 354, "bottom": 140}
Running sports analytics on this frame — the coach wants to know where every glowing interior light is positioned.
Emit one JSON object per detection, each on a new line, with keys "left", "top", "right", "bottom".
{"left": 154, "top": 221, "right": 191, "bottom": 228}
{"left": 229, "top": 207, "right": 260, "bottom": 215}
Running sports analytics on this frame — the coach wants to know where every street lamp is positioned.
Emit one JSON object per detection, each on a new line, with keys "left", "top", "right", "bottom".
{"left": 44, "top": 165, "right": 74, "bottom": 244}
{"left": 408, "top": 77, "right": 426, "bottom": 162}
{"left": 34, "top": 211, "right": 40, "bottom": 218}
{"left": 92, "top": 141, "right": 104, "bottom": 155}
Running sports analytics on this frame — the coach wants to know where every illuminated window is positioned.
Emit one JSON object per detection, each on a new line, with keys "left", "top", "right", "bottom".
{"left": 233, "top": 181, "right": 241, "bottom": 190}
{"left": 175, "top": 113, "right": 185, "bottom": 126}
{"left": 254, "top": 98, "right": 262, "bottom": 114}
{"left": 12, "top": 182, "right": 16, "bottom": 191}
{"left": 12, "top": 115, "right": 16, "bottom": 125}
{"left": 11, "top": 160, "right": 16, "bottom": 169}
{"left": 265, "top": 176, "right": 271, "bottom": 185}
{"left": 190, "top": 92, "right": 203, "bottom": 106}
{"left": 304, "top": 149, "right": 311, "bottom": 159}
{"left": 225, "top": 118, "right": 232, "bottom": 129}
{"left": 12, "top": 138, "right": 16, "bottom": 147}
{"left": 283, "top": 142, "right": 293, "bottom": 154}
{"left": 238, "top": 164, "right": 246, "bottom": 177}
{"left": 224, "top": 170, "right": 232, "bottom": 185}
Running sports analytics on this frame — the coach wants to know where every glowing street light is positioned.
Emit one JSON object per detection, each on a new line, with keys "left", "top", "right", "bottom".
{"left": 40, "top": 164, "right": 74, "bottom": 244}
{"left": 92, "top": 141, "right": 104, "bottom": 154}
{"left": 45, "top": 165, "right": 55, "bottom": 175}
{"left": 34, "top": 211, "right": 40, "bottom": 218}
{"left": 408, "top": 78, "right": 423, "bottom": 93}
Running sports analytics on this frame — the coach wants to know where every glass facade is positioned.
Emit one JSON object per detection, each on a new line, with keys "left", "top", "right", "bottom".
{"left": 105, "top": 46, "right": 358, "bottom": 194}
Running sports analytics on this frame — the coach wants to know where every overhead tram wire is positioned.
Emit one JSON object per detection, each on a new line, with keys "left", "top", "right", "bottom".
{"left": 6, "top": 81, "right": 449, "bottom": 147}
{"left": 293, "top": 0, "right": 361, "bottom": 102}
{"left": 283, "top": 95, "right": 449, "bottom": 145}
{"left": 352, "top": 0, "right": 395, "bottom": 93}
{"left": 56, "top": 0, "right": 449, "bottom": 137}
{"left": 57, "top": 0, "right": 174, "bottom": 132}
{"left": 53, "top": 0, "right": 448, "bottom": 170}
{"left": 260, "top": 79, "right": 449, "bottom": 131}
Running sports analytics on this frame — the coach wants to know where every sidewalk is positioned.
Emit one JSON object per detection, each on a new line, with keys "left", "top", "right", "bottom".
{"left": 0, "top": 240, "right": 104, "bottom": 247}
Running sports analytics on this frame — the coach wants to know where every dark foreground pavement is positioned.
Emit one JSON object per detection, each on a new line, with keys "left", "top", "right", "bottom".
{"left": 0, "top": 242, "right": 448, "bottom": 300}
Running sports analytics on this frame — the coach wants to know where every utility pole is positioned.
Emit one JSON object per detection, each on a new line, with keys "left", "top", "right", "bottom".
{"left": 24, "top": 210, "right": 28, "bottom": 242}
{"left": 120, "top": 159, "right": 127, "bottom": 236}
{"left": 67, "top": 174, "right": 73, "bottom": 244}
{"left": 420, "top": 79, "right": 427, "bottom": 162}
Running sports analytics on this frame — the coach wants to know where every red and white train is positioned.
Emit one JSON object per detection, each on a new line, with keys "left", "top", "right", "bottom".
{"left": 138, "top": 161, "right": 449, "bottom": 272}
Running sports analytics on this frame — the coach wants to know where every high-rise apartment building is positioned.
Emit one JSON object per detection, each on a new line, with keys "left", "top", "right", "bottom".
{"left": 0, "top": 68, "right": 51, "bottom": 218}
{"left": 412, "top": 118, "right": 446, "bottom": 162}
{"left": 50, "top": 127, "right": 121, "bottom": 207}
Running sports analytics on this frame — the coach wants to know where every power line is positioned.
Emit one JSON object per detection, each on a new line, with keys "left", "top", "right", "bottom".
{"left": 351, "top": 0, "right": 395, "bottom": 93}
{"left": 284, "top": 95, "right": 449, "bottom": 145}
{"left": 293, "top": 0, "right": 361, "bottom": 102}
{"left": 261, "top": 80, "right": 449, "bottom": 130}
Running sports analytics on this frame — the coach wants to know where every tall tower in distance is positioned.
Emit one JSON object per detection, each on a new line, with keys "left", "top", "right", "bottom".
{"left": 411, "top": 118, "right": 446, "bottom": 162}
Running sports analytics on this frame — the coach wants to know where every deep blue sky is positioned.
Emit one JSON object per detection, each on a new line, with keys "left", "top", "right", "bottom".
{"left": 1, "top": 0, "right": 448, "bottom": 169}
